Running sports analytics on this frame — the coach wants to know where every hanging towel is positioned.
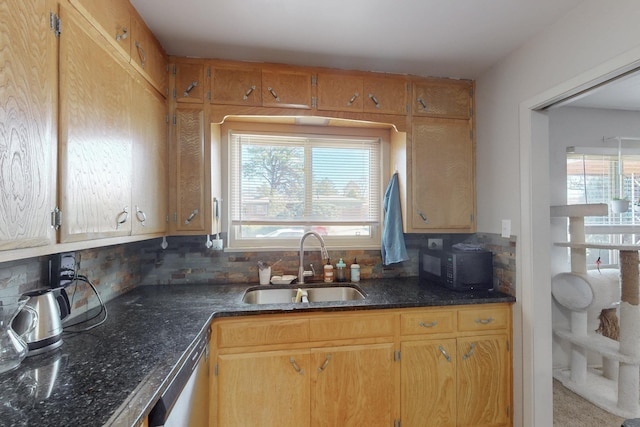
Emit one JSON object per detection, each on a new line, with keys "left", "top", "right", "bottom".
{"left": 382, "top": 172, "right": 409, "bottom": 265}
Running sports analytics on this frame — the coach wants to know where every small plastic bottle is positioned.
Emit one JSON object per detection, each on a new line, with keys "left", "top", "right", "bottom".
{"left": 335, "top": 258, "right": 347, "bottom": 282}
{"left": 350, "top": 258, "right": 360, "bottom": 283}
{"left": 323, "top": 259, "right": 334, "bottom": 283}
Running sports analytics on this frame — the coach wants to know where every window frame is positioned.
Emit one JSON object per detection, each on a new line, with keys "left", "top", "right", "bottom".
{"left": 221, "top": 120, "right": 391, "bottom": 250}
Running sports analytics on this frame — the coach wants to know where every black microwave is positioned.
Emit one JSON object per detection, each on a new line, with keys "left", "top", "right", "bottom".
{"left": 419, "top": 248, "right": 494, "bottom": 291}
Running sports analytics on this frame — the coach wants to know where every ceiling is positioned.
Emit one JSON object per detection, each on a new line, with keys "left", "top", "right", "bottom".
{"left": 130, "top": 0, "right": 584, "bottom": 80}
{"left": 560, "top": 69, "right": 640, "bottom": 111}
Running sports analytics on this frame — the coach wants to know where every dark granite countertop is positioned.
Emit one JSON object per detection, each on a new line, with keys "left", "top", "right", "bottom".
{"left": 0, "top": 278, "right": 514, "bottom": 426}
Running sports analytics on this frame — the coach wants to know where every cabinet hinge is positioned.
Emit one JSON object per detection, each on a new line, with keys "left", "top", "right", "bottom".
{"left": 207, "top": 67, "right": 211, "bottom": 78}
{"left": 470, "top": 213, "right": 474, "bottom": 224}
{"left": 507, "top": 340, "right": 510, "bottom": 351}
{"left": 469, "top": 87, "right": 474, "bottom": 98}
{"left": 207, "top": 91, "right": 211, "bottom": 101}
{"left": 51, "top": 207, "right": 62, "bottom": 230}
{"left": 172, "top": 64, "right": 177, "bottom": 75}
{"left": 173, "top": 212, "right": 178, "bottom": 223}
{"left": 394, "top": 419, "right": 402, "bottom": 427}
{"left": 406, "top": 82, "right": 410, "bottom": 92}
{"left": 469, "top": 129, "right": 473, "bottom": 140}
{"left": 406, "top": 104, "right": 410, "bottom": 114}
{"left": 214, "top": 363, "right": 218, "bottom": 377}
{"left": 49, "top": 12, "right": 61, "bottom": 37}
{"left": 469, "top": 106, "right": 473, "bottom": 117}
{"left": 394, "top": 350, "right": 401, "bottom": 362}
{"left": 172, "top": 115, "right": 176, "bottom": 125}
{"left": 165, "top": 115, "right": 169, "bottom": 124}
{"left": 166, "top": 214, "right": 170, "bottom": 223}
{"left": 311, "top": 97, "right": 317, "bottom": 108}
{"left": 311, "top": 75, "right": 317, "bottom": 86}
{"left": 172, "top": 88, "right": 176, "bottom": 99}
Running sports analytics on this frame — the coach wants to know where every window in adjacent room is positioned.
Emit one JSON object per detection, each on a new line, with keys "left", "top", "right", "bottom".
{"left": 225, "top": 122, "right": 388, "bottom": 249}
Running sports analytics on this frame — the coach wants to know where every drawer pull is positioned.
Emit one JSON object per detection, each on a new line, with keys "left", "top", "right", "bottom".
{"left": 267, "top": 87, "right": 280, "bottom": 102}
{"left": 417, "top": 97, "right": 428, "bottom": 111}
{"left": 183, "top": 81, "right": 198, "bottom": 97}
{"left": 317, "top": 354, "right": 332, "bottom": 373}
{"left": 116, "top": 207, "right": 129, "bottom": 229}
{"left": 289, "top": 357, "right": 304, "bottom": 375}
{"left": 368, "top": 93, "right": 380, "bottom": 108}
{"left": 184, "top": 209, "right": 199, "bottom": 225}
{"left": 135, "top": 206, "right": 146, "bottom": 226}
{"left": 475, "top": 317, "right": 495, "bottom": 325}
{"left": 419, "top": 321, "right": 438, "bottom": 328}
{"left": 438, "top": 346, "right": 452, "bottom": 363}
{"left": 462, "top": 343, "right": 476, "bottom": 360}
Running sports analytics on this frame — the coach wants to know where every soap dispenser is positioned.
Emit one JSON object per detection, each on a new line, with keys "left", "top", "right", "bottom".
{"left": 323, "top": 259, "right": 334, "bottom": 283}
{"left": 335, "top": 258, "right": 347, "bottom": 282}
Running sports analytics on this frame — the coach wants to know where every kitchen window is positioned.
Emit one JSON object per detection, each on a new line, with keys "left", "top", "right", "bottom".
{"left": 225, "top": 122, "right": 387, "bottom": 249}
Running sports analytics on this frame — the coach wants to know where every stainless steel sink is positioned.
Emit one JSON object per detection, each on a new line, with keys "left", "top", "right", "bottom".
{"left": 242, "top": 284, "right": 366, "bottom": 304}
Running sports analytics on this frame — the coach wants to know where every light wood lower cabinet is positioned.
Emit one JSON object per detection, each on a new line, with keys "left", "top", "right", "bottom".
{"left": 212, "top": 304, "right": 511, "bottom": 427}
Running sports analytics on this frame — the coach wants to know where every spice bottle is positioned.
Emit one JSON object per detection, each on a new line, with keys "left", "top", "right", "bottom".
{"left": 335, "top": 258, "right": 347, "bottom": 282}
{"left": 350, "top": 258, "right": 360, "bottom": 282}
{"left": 323, "top": 259, "right": 334, "bottom": 283}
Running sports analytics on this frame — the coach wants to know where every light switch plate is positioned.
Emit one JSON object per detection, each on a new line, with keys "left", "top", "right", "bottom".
{"left": 501, "top": 219, "right": 511, "bottom": 238}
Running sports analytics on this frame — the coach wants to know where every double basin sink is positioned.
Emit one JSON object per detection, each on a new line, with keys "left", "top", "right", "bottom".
{"left": 242, "top": 283, "right": 365, "bottom": 304}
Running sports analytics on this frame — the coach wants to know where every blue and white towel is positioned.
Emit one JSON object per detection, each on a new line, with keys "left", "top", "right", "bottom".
{"left": 381, "top": 173, "right": 409, "bottom": 265}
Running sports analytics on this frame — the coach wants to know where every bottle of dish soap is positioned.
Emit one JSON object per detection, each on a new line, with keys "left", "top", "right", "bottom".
{"left": 335, "top": 258, "right": 347, "bottom": 282}
{"left": 323, "top": 259, "right": 334, "bottom": 283}
{"left": 350, "top": 258, "right": 360, "bottom": 282}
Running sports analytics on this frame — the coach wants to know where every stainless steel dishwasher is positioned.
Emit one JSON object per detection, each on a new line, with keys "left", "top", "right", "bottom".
{"left": 149, "top": 330, "right": 210, "bottom": 427}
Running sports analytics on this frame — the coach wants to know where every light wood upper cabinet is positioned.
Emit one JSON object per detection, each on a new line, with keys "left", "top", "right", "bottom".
{"left": 412, "top": 79, "right": 473, "bottom": 119}
{"left": 317, "top": 73, "right": 407, "bottom": 115}
{"left": 262, "top": 69, "right": 313, "bottom": 109}
{"left": 68, "top": 0, "right": 131, "bottom": 58}
{"left": 217, "top": 350, "right": 311, "bottom": 427}
{"left": 131, "top": 78, "right": 168, "bottom": 235}
{"left": 0, "top": 0, "right": 57, "bottom": 251}
{"left": 311, "top": 344, "right": 394, "bottom": 427}
{"left": 410, "top": 117, "right": 475, "bottom": 232}
{"left": 59, "top": 4, "right": 133, "bottom": 242}
{"left": 175, "top": 63, "right": 206, "bottom": 104}
{"left": 171, "top": 107, "right": 207, "bottom": 233}
{"left": 130, "top": 11, "right": 168, "bottom": 96}
{"left": 210, "top": 65, "right": 262, "bottom": 106}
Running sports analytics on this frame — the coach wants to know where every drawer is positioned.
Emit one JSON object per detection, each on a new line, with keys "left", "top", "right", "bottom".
{"left": 400, "top": 310, "right": 455, "bottom": 335}
{"left": 217, "top": 318, "right": 310, "bottom": 348}
{"left": 457, "top": 305, "right": 510, "bottom": 332}
{"left": 309, "top": 313, "right": 395, "bottom": 341}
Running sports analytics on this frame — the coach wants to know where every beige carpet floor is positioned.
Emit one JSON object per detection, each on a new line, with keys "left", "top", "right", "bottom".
{"left": 553, "top": 379, "right": 626, "bottom": 426}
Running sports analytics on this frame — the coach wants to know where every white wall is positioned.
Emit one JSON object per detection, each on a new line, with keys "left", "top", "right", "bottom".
{"left": 475, "top": 1, "right": 640, "bottom": 425}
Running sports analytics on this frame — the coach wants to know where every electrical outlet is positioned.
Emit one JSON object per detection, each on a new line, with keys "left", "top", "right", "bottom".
{"left": 50, "top": 252, "right": 76, "bottom": 288}
{"left": 427, "top": 238, "right": 443, "bottom": 250}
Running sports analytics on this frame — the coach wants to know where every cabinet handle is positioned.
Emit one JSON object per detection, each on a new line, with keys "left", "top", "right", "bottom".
{"left": 289, "top": 357, "right": 304, "bottom": 375}
{"left": 135, "top": 40, "right": 146, "bottom": 68}
{"left": 243, "top": 85, "right": 256, "bottom": 100}
{"left": 135, "top": 206, "right": 146, "bottom": 226}
{"left": 419, "top": 321, "right": 438, "bottom": 328}
{"left": 417, "top": 97, "right": 428, "bottom": 111}
{"left": 116, "top": 207, "right": 129, "bottom": 229}
{"left": 438, "top": 346, "right": 452, "bottom": 363}
{"left": 368, "top": 93, "right": 380, "bottom": 108}
{"left": 347, "top": 92, "right": 359, "bottom": 106}
{"left": 417, "top": 209, "right": 429, "bottom": 224}
{"left": 115, "top": 27, "right": 128, "bottom": 41}
{"left": 267, "top": 87, "right": 280, "bottom": 102}
{"left": 184, "top": 209, "right": 199, "bottom": 225}
{"left": 475, "top": 317, "right": 494, "bottom": 325}
{"left": 183, "top": 81, "right": 198, "bottom": 97}
{"left": 462, "top": 343, "right": 476, "bottom": 360}
{"left": 317, "top": 354, "right": 332, "bottom": 373}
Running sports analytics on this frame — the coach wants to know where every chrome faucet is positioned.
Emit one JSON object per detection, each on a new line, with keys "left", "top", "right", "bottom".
{"left": 298, "top": 231, "right": 329, "bottom": 284}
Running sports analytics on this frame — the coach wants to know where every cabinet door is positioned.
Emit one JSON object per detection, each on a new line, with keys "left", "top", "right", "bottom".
{"left": 217, "top": 350, "right": 310, "bottom": 427}
{"left": 401, "top": 340, "right": 456, "bottom": 427}
{"left": 211, "top": 66, "right": 262, "bottom": 106}
{"left": 130, "top": 12, "right": 168, "bottom": 96}
{"left": 363, "top": 77, "right": 407, "bottom": 115}
{"left": 412, "top": 80, "right": 472, "bottom": 119}
{"left": 131, "top": 79, "right": 168, "bottom": 235}
{"left": 262, "top": 69, "right": 312, "bottom": 109}
{"left": 59, "top": 5, "right": 133, "bottom": 242}
{"left": 311, "top": 343, "right": 394, "bottom": 427}
{"left": 175, "top": 63, "right": 206, "bottom": 104}
{"left": 69, "top": 0, "right": 131, "bottom": 58}
{"left": 411, "top": 117, "right": 474, "bottom": 231}
{"left": 171, "top": 107, "right": 207, "bottom": 233}
{"left": 0, "top": 0, "right": 57, "bottom": 250}
{"left": 316, "top": 73, "right": 363, "bottom": 112}
{"left": 456, "top": 335, "right": 511, "bottom": 427}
